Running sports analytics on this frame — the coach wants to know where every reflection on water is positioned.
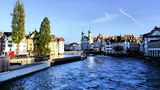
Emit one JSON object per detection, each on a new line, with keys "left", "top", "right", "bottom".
{"left": 1, "top": 56, "right": 160, "bottom": 90}
{"left": 87, "top": 57, "right": 95, "bottom": 69}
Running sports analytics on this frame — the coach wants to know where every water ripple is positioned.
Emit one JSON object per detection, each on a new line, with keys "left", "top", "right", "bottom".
{"left": 1, "top": 56, "right": 160, "bottom": 90}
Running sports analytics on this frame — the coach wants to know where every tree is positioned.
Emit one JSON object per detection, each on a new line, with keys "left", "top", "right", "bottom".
{"left": 37, "top": 17, "right": 51, "bottom": 56}
{"left": 11, "top": 0, "right": 25, "bottom": 54}
{"left": 117, "top": 36, "right": 121, "bottom": 42}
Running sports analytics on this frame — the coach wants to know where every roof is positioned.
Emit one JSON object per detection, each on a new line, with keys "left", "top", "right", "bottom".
{"left": 81, "top": 36, "right": 89, "bottom": 40}
{"left": 51, "top": 37, "right": 65, "bottom": 42}
{"left": 4, "top": 32, "right": 12, "bottom": 37}
{"left": 123, "top": 35, "right": 134, "bottom": 38}
{"left": 27, "top": 30, "right": 38, "bottom": 39}
{"left": 58, "top": 38, "right": 65, "bottom": 42}
{"left": 142, "top": 26, "right": 160, "bottom": 37}
{"left": 69, "top": 42, "right": 79, "bottom": 46}
{"left": 142, "top": 33, "right": 149, "bottom": 37}
{"left": 97, "top": 34, "right": 104, "bottom": 39}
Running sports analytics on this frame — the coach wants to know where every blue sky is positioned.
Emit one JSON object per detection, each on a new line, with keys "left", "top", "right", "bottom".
{"left": 0, "top": 0, "right": 160, "bottom": 43}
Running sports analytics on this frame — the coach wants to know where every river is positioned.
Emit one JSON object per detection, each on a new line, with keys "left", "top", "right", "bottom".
{"left": 1, "top": 56, "right": 160, "bottom": 90}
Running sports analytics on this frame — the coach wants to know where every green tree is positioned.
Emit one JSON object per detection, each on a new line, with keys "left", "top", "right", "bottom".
{"left": 37, "top": 17, "right": 51, "bottom": 56}
{"left": 11, "top": 0, "right": 25, "bottom": 54}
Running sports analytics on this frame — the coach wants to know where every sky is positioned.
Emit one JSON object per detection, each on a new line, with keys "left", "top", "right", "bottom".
{"left": 0, "top": 0, "right": 160, "bottom": 43}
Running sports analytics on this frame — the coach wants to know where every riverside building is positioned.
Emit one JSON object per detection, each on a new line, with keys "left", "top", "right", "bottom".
{"left": 140, "top": 26, "right": 160, "bottom": 57}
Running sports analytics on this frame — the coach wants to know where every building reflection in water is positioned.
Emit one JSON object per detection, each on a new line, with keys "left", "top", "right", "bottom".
{"left": 87, "top": 57, "right": 95, "bottom": 69}
{"left": 87, "top": 57, "right": 96, "bottom": 77}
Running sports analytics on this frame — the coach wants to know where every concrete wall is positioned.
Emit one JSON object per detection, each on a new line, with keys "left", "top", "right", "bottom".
{"left": 0, "top": 56, "right": 10, "bottom": 72}
{"left": 10, "top": 58, "right": 35, "bottom": 65}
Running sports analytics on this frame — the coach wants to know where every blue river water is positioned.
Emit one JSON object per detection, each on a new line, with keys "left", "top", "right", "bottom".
{"left": 1, "top": 56, "right": 160, "bottom": 90}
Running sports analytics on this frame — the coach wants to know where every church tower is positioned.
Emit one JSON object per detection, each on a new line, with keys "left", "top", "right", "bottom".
{"left": 81, "top": 31, "right": 84, "bottom": 39}
{"left": 88, "top": 30, "right": 93, "bottom": 44}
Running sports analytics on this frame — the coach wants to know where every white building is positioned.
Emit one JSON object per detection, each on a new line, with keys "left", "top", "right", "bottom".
{"left": 81, "top": 30, "right": 93, "bottom": 51}
{"left": 105, "top": 41, "right": 139, "bottom": 54}
{"left": 147, "top": 40, "right": 160, "bottom": 57}
{"left": 0, "top": 32, "right": 12, "bottom": 55}
{"left": 140, "top": 26, "right": 160, "bottom": 57}
{"left": 11, "top": 38, "right": 28, "bottom": 55}
{"left": 93, "top": 38, "right": 100, "bottom": 51}
{"left": 105, "top": 41, "right": 113, "bottom": 54}
{"left": 129, "top": 42, "right": 140, "bottom": 52}
{"left": 0, "top": 32, "right": 28, "bottom": 56}
{"left": 65, "top": 43, "right": 81, "bottom": 51}
{"left": 57, "top": 38, "right": 65, "bottom": 54}
{"left": 93, "top": 34, "right": 106, "bottom": 52}
{"left": 112, "top": 42, "right": 129, "bottom": 54}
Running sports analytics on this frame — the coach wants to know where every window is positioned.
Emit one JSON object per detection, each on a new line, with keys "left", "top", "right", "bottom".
{"left": 8, "top": 41, "right": 12, "bottom": 43}
{"left": 8, "top": 45, "right": 12, "bottom": 47}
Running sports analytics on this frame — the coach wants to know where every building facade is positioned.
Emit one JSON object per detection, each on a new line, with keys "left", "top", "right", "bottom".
{"left": 141, "top": 26, "right": 160, "bottom": 57}
{"left": 81, "top": 30, "right": 93, "bottom": 51}
{"left": 0, "top": 32, "right": 12, "bottom": 55}
{"left": 27, "top": 30, "right": 38, "bottom": 56}
{"left": 105, "top": 41, "right": 113, "bottom": 54}
{"left": 57, "top": 38, "right": 65, "bottom": 54}
{"left": 0, "top": 31, "right": 65, "bottom": 56}
{"left": 0, "top": 32, "right": 28, "bottom": 56}
{"left": 49, "top": 36, "right": 65, "bottom": 55}
{"left": 147, "top": 40, "right": 160, "bottom": 57}
{"left": 11, "top": 38, "right": 28, "bottom": 55}
{"left": 65, "top": 42, "right": 81, "bottom": 51}
{"left": 104, "top": 35, "right": 140, "bottom": 54}
{"left": 93, "top": 34, "right": 106, "bottom": 52}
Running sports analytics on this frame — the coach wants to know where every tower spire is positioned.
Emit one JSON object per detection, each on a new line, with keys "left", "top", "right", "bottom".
{"left": 81, "top": 31, "right": 84, "bottom": 39}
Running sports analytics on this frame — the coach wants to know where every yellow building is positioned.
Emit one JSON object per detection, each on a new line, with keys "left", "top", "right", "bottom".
{"left": 49, "top": 36, "right": 65, "bottom": 55}
{"left": 26, "top": 30, "right": 38, "bottom": 56}
{"left": 26, "top": 31, "right": 64, "bottom": 57}
{"left": 49, "top": 36, "right": 58, "bottom": 55}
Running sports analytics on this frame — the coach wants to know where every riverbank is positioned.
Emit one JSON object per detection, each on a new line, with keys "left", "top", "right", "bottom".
{"left": 0, "top": 61, "right": 50, "bottom": 84}
{"left": 51, "top": 56, "right": 85, "bottom": 66}
{"left": 107, "top": 54, "right": 160, "bottom": 67}
{"left": 0, "top": 55, "right": 85, "bottom": 84}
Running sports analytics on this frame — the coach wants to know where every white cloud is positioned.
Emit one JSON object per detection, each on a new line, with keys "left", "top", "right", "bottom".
{"left": 92, "top": 13, "right": 116, "bottom": 23}
{"left": 119, "top": 8, "right": 144, "bottom": 26}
